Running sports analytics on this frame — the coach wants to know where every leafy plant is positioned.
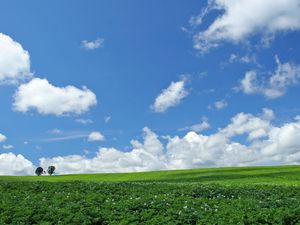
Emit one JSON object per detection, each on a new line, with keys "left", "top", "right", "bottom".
{"left": 0, "top": 181, "right": 299, "bottom": 224}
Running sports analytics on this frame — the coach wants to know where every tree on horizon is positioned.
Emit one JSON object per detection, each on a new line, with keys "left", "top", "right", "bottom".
{"left": 35, "top": 167, "right": 44, "bottom": 176}
{"left": 47, "top": 166, "right": 56, "bottom": 176}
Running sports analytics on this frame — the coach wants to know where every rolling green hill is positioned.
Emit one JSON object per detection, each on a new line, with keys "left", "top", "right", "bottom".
{"left": 1, "top": 165, "right": 300, "bottom": 185}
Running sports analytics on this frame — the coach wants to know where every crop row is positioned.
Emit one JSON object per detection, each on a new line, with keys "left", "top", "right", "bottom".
{"left": 0, "top": 181, "right": 299, "bottom": 224}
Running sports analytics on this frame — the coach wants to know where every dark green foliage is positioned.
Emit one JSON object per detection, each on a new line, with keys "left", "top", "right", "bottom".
{"left": 0, "top": 181, "right": 299, "bottom": 224}
{"left": 35, "top": 167, "right": 44, "bottom": 176}
{"left": 47, "top": 166, "right": 55, "bottom": 176}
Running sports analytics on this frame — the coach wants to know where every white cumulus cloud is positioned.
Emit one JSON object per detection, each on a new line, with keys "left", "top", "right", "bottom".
{"left": 0, "top": 133, "right": 6, "bottom": 142}
{"left": 0, "top": 33, "right": 32, "bottom": 84}
{"left": 13, "top": 78, "right": 97, "bottom": 116}
{"left": 0, "top": 153, "right": 35, "bottom": 175}
{"left": 81, "top": 38, "right": 104, "bottom": 50}
{"left": 37, "top": 108, "right": 300, "bottom": 174}
{"left": 40, "top": 127, "right": 166, "bottom": 174}
{"left": 240, "top": 56, "right": 300, "bottom": 98}
{"left": 2, "top": 145, "right": 14, "bottom": 150}
{"left": 192, "top": 0, "right": 300, "bottom": 52}
{"left": 151, "top": 80, "right": 188, "bottom": 113}
{"left": 214, "top": 100, "right": 228, "bottom": 110}
{"left": 179, "top": 118, "right": 210, "bottom": 132}
{"left": 88, "top": 131, "right": 105, "bottom": 142}
{"left": 4, "top": 109, "right": 300, "bottom": 175}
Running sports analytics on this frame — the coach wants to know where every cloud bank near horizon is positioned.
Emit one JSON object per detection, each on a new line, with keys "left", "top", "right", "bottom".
{"left": 2, "top": 108, "right": 300, "bottom": 175}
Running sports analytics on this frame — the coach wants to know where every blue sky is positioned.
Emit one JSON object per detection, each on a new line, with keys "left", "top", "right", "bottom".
{"left": 1, "top": 0, "right": 300, "bottom": 175}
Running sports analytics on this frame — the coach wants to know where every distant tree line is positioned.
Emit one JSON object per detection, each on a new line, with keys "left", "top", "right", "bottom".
{"left": 35, "top": 166, "right": 56, "bottom": 176}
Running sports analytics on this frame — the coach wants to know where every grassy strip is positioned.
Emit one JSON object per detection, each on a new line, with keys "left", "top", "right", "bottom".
{"left": 1, "top": 165, "right": 300, "bottom": 186}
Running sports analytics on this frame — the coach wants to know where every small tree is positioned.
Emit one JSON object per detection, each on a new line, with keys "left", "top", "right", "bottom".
{"left": 35, "top": 167, "right": 44, "bottom": 176}
{"left": 47, "top": 166, "right": 56, "bottom": 176}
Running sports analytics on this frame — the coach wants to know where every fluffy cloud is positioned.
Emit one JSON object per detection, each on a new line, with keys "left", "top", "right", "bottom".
{"left": 240, "top": 56, "right": 300, "bottom": 98}
{"left": 220, "top": 108, "right": 274, "bottom": 140}
{"left": 214, "top": 100, "right": 228, "bottom": 110}
{"left": 192, "top": 0, "right": 300, "bottom": 51}
{"left": 13, "top": 78, "right": 97, "bottom": 115}
{"left": 81, "top": 38, "right": 104, "bottom": 50}
{"left": 3, "top": 108, "right": 300, "bottom": 175}
{"left": 0, "top": 133, "right": 6, "bottom": 142}
{"left": 40, "top": 127, "right": 166, "bottom": 174}
{"left": 0, "top": 153, "right": 35, "bottom": 175}
{"left": 178, "top": 110, "right": 300, "bottom": 167}
{"left": 0, "top": 33, "right": 32, "bottom": 84}
{"left": 179, "top": 118, "right": 210, "bottom": 132}
{"left": 240, "top": 71, "right": 259, "bottom": 94}
{"left": 38, "top": 108, "right": 300, "bottom": 174}
{"left": 88, "top": 131, "right": 105, "bottom": 142}
{"left": 190, "top": 121, "right": 210, "bottom": 132}
{"left": 151, "top": 80, "right": 188, "bottom": 112}
{"left": 2, "top": 145, "right": 14, "bottom": 150}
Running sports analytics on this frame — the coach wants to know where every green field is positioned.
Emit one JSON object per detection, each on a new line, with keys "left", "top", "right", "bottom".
{"left": 1, "top": 165, "right": 300, "bottom": 224}
{"left": 2, "top": 165, "right": 300, "bottom": 185}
